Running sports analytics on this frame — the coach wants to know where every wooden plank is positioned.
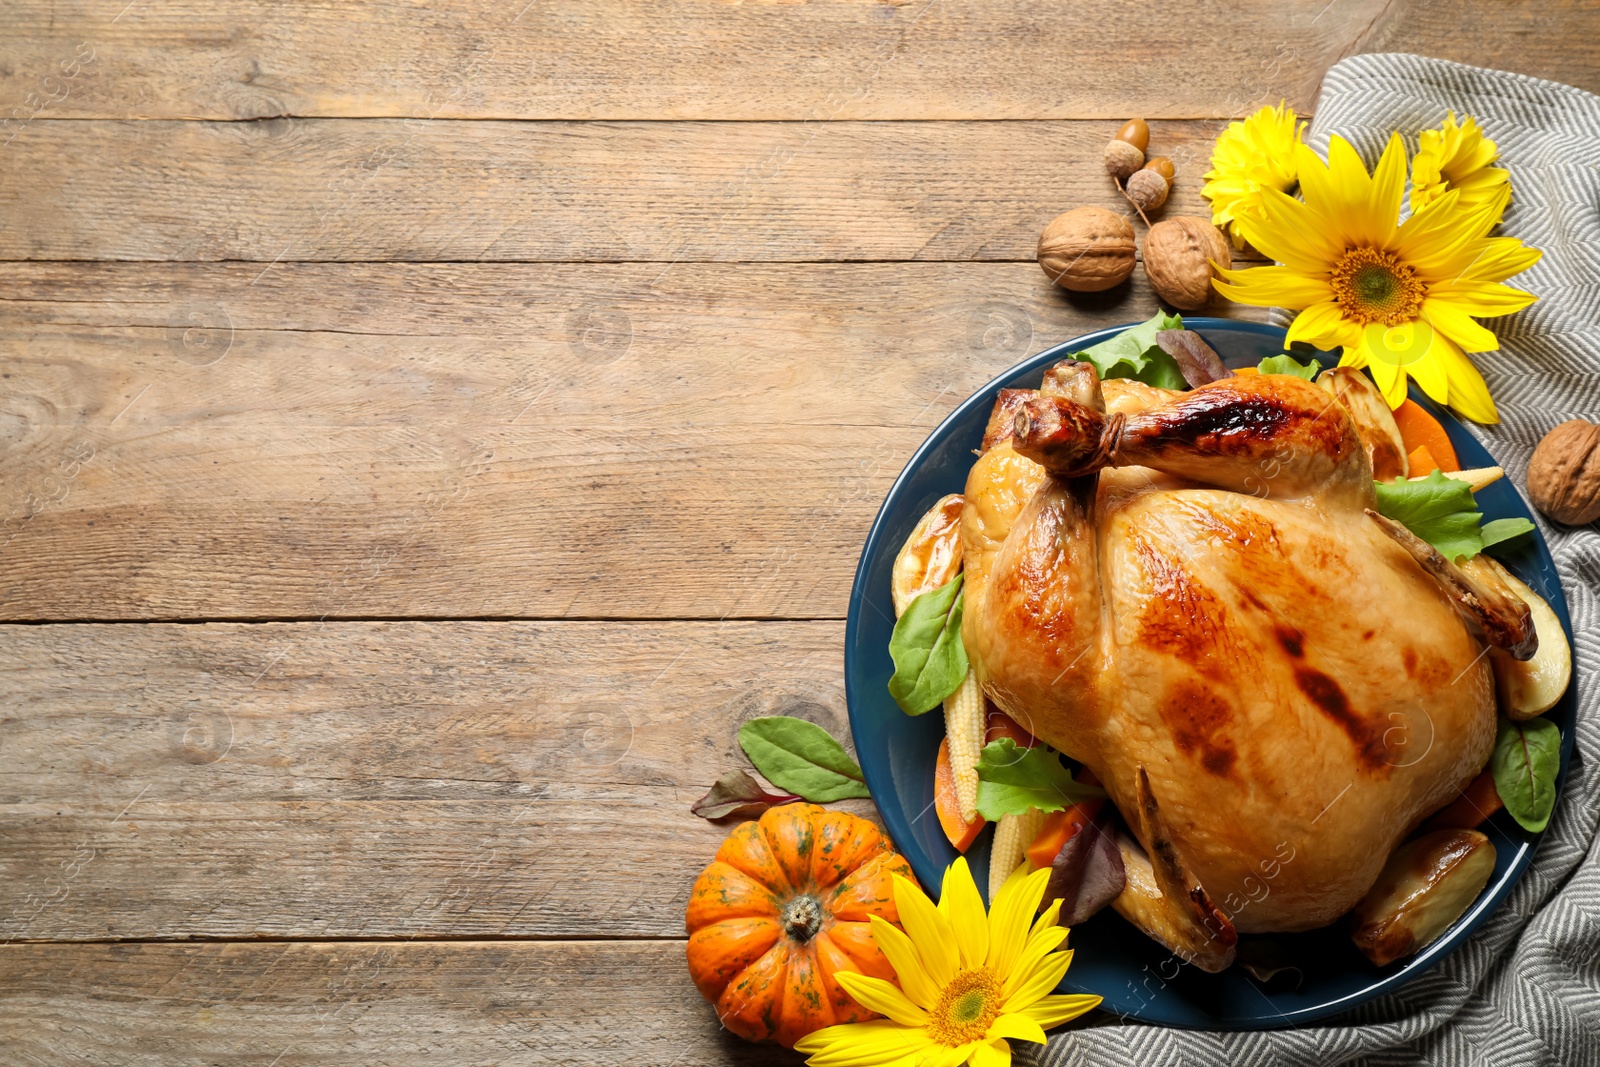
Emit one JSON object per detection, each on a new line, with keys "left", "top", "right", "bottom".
{"left": 0, "top": 940, "right": 774, "bottom": 1065}
{"left": 0, "top": 119, "right": 1233, "bottom": 262}
{"left": 1, "top": 0, "right": 1596, "bottom": 121}
{"left": 0, "top": 619, "right": 883, "bottom": 940}
{"left": 0, "top": 262, "right": 1267, "bottom": 621}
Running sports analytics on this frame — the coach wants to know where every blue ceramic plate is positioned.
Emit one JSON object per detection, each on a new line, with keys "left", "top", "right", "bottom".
{"left": 844, "top": 319, "right": 1576, "bottom": 1029}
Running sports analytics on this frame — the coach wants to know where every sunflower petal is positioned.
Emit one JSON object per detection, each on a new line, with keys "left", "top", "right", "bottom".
{"left": 866, "top": 915, "right": 941, "bottom": 1009}
{"left": 1405, "top": 339, "right": 1450, "bottom": 406}
{"left": 1364, "top": 132, "right": 1407, "bottom": 247}
{"left": 1432, "top": 332, "right": 1500, "bottom": 424}
{"left": 1421, "top": 299, "right": 1501, "bottom": 353}
{"left": 938, "top": 857, "right": 989, "bottom": 972}
{"left": 1361, "top": 344, "right": 1410, "bottom": 409}
{"left": 1451, "top": 238, "right": 1542, "bottom": 283}
{"left": 987, "top": 1012, "right": 1049, "bottom": 1045}
{"left": 835, "top": 972, "right": 930, "bottom": 1028}
{"left": 1002, "top": 931, "right": 1069, "bottom": 1002}
{"left": 796, "top": 1019, "right": 931, "bottom": 1066}
{"left": 1020, "top": 993, "right": 1103, "bottom": 1030}
{"left": 1211, "top": 264, "right": 1332, "bottom": 309}
{"left": 1286, "top": 299, "right": 1362, "bottom": 350}
{"left": 891, "top": 874, "right": 957, "bottom": 987}
{"left": 985, "top": 864, "right": 1041, "bottom": 977}
{"left": 1002, "top": 949, "right": 1076, "bottom": 1013}
{"left": 970, "top": 1039, "right": 1012, "bottom": 1067}
{"left": 1239, "top": 189, "right": 1340, "bottom": 274}
{"left": 1426, "top": 280, "right": 1538, "bottom": 318}
{"left": 1029, "top": 898, "right": 1063, "bottom": 941}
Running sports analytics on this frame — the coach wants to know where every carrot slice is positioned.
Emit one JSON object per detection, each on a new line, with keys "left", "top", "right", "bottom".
{"left": 1025, "top": 800, "right": 1103, "bottom": 869}
{"left": 985, "top": 706, "right": 1037, "bottom": 750}
{"left": 934, "top": 737, "right": 985, "bottom": 852}
{"left": 1393, "top": 400, "right": 1460, "bottom": 472}
{"left": 1406, "top": 444, "right": 1440, "bottom": 475}
{"left": 1422, "top": 769, "right": 1503, "bottom": 832}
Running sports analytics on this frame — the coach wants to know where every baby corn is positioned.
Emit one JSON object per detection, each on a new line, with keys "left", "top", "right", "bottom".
{"left": 944, "top": 670, "right": 985, "bottom": 824}
{"left": 988, "top": 807, "right": 1045, "bottom": 901}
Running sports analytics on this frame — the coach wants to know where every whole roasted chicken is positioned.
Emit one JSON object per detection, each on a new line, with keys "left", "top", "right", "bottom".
{"left": 958, "top": 358, "right": 1536, "bottom": 970}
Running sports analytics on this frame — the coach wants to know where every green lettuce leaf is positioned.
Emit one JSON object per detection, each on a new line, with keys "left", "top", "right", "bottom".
{"left": 1256, "top": 354, "right": 1322, "bottom": 380}
{"left": 1070, "top": 310, "right": 1187, "bottom": 390}
{"left": 974, "top": 738, "right": 1105, "bottom": 821}
{"left": 887, "top": 574, "right": 968, "bottom": 715}
{"left": 1372, "top": 470, "right": 1535, "bottom": 562}
{"left": 1491, "top": 716, "right": 1561, "bottom": 833}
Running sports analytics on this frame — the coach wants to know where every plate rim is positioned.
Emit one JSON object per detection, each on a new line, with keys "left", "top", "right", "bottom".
{"left": 844, "top": 317, "right": 1576, "bottom": 1030}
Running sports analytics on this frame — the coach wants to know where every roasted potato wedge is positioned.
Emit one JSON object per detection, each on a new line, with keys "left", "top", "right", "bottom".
{"left": 1319, "top": 366, "right": 1408, "bottom": 481}
{"left": 890, "top": 494, "right": 964, "bottom": 617}
{"left": 1485, "top": 563, "right": 1572, "bottom": 719}
{"left": 1350, "top": 829, "right": 1496, "bottom": 967}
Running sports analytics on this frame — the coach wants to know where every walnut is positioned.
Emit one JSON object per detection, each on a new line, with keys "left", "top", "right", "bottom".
{"left": 1527, "top": 419, "right": 1600, "bottom": 525}
{"left": 1037, "top": 207, "right": 1136, "bottom": 292}
{"left": 1142, "top": 216, "right": 1231, "bottom": 310}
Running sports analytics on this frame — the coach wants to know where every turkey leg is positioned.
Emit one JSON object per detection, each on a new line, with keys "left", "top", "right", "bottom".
{"left": 1014, "top": 373, "right": 1373, "bottom": 509}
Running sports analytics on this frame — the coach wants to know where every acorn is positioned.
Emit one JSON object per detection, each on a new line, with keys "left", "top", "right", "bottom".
{"left": 1104, "top": 139, "right": 1144, "bottom": 182}
{"left": 1126, "top": 168, "right": 1170, "bottom": 213}
{"left": 1116, "top": 118, "right": 1151, "bottom": 152}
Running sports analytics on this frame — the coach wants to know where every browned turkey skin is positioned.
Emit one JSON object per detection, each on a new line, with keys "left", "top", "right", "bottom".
{"left": 959, "top": 362, "right": 1530, "bottom": 968}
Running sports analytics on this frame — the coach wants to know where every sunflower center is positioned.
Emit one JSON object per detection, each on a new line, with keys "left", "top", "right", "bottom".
{"left": 1329, "top": 247, "right": 1426, "bottom": 327}
{"left": 925, "top": 967, "right": 1003, "bottom": 1047}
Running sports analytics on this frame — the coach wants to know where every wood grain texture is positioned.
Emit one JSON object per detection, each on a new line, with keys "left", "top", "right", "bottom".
{"left": 1, "top": 0, "right": 1596, "bottom": 121}
{"left": 0, "top": 619, "right": 883, "bottom": 941}
{"left": 0, "top": 261, "right": 1266, "bottom": 621}
{"left": 0, "top": 940, "right": 785, "bottom": 1066}
{"left": 0, "top": 119, "right": 1235, "bottom": 262}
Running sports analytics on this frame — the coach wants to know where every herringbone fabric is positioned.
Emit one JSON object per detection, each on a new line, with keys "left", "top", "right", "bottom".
{"left": 1039, "top": 53, "right": 1600, "bottom": 1067}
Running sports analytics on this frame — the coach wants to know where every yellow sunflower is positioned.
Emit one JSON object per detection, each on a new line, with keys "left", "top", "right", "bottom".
{"left": 1202, "top": 103, "right": 1306, "bottom": 249}
{"left": 1411, "top": 112, "right": 1509, "bottom": 215}
{"left": 1213, "top": 133, "right": 1541, "bottom": 423}
{"left": 795, "top": 859, "right": 1099, "bottom": 1067}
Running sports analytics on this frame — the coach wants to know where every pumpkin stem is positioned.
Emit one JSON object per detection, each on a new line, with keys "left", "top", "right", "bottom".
{"left": 780, "top": 894, "right": 824, "bottom": 942}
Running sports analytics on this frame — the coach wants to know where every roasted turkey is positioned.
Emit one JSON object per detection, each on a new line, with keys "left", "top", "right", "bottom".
{"left": 959, "top": 359, "right": 1534, "bottom": 970}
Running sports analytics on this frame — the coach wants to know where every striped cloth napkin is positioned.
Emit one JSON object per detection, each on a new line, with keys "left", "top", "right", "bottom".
{"left": 1040, "top": 53, "right": 1600, "bottom": 1067}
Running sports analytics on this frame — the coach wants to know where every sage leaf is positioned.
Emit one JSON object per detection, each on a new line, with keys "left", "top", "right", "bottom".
{"left": 738, "top": 716, "right": 871, "bottom": 803}
{"left": 887, "top": 574, "right": 968, "bottom": 715}
{"left": 975, "top": 738, "right": 1105, "bottom": 821}
{"left": 690, "top": 769, "right": 802, "bottom": 821}
{"left": 1156, "top": 329, "right": 1231, "bottom": 387}
{"left": 1043, "top": 805, "right": 1125, "bottom": 926}
{"left": 1491, "top": 716, "right": 1561, "bottom": 833}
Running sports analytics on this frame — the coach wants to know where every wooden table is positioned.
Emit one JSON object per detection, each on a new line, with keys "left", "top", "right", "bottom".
{"left": 1, "top": 3, "right": 1594, "bottom": 1062}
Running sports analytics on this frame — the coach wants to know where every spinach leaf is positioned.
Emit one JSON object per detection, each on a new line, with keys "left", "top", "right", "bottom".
{"left": 1070, "top": 310, "right": 1188, "bottom": 390}
{"left": 887, "top": 574, "right": 968, "bottom": 715}
{"left": 1491, "top": 716, "right": 1561, "bottom": 833}
{"left": 1256, "top": 354, "right": 1323, "bottom": 380}
{"left": 975, "top": 738, "right": 1105, "bottom": 820}
{"left": 1481, "top": 516, "right": 1537, "bottom": 549}
{"left": 738, "top": 716, "right": 872, "bottom": 802}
